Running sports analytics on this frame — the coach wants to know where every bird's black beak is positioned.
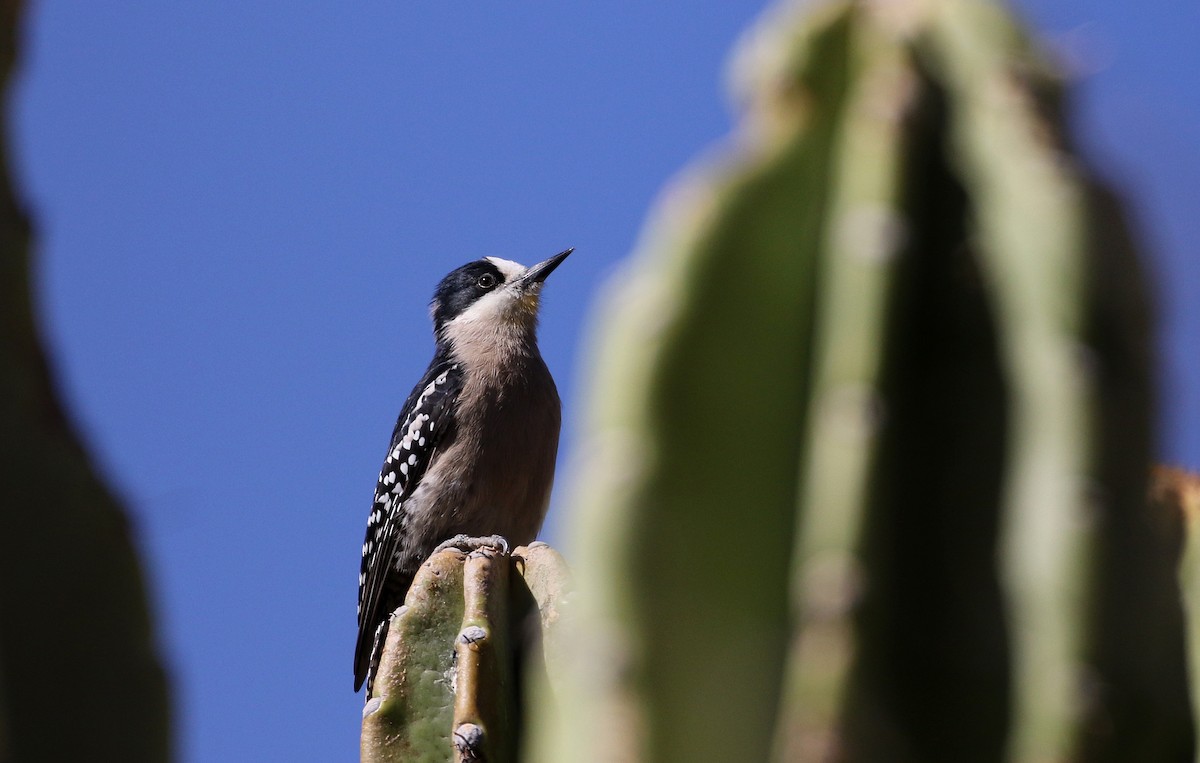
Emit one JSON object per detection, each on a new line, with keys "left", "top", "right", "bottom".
{"left": 519, "top": 248, "right": 573, "bottom": 287}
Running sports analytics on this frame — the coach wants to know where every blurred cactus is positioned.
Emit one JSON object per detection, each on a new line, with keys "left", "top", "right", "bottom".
{"left": 529, "top": 0, "right": 1190, "bottom": 761}
{"left": 1, "top": 1, "right": 170, "bottom": 759}
{"left": 1159, "top": 467, "right": 1200, "bottom": 753}
{"left": 361, "top": 544, "right": 571, "bottom": 762}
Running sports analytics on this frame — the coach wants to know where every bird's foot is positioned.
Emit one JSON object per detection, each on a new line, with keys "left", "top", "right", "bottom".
{"left": 433, "top": 533, "right": 510, "bottom": 558}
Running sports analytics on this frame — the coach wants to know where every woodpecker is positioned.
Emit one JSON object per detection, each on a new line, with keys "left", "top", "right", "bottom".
{"left": 355, "top": 248, "right": 571, "bottom": 694}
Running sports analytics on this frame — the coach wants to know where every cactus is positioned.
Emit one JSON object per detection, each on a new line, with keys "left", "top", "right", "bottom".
{"left": 1158, "top": 467, "right": 1200, "bottom": 753}
{"left": 0, "top": 1, "right": 171, "bottom": 759}
{"left": 361, "top": 549, "right": 467, "bottom": 761}
{"left": 531, "top": 0, "right": 1187, "bottom": 761}
{"left": 361, "top": 543, "right": 572, "bottom": 762}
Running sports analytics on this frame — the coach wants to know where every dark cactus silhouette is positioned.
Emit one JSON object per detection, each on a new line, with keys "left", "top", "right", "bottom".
{"left": 0, "top": 2, "right": 170, "bottom": 760}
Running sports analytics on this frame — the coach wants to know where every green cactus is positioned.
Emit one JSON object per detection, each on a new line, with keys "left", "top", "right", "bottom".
{"left": 361, "top": 544, "right": 572, "bottom": 762}
{"left": 532, "top": 0, "right": 1187, "bottom": 761}
{"left": 451, "top": 547, "right": 516, "bottom": 762}
{"left": 362, "top": 549, "right": 466, "bottom": 762}
{"left": 513, "top": 542, "right": 573, "bottom": 702}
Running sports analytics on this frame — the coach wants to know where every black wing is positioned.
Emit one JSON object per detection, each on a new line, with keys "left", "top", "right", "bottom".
{"left": 354, "top": 355, "right": 463, "bottom": 691}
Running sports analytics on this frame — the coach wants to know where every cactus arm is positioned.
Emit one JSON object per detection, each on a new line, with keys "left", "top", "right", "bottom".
{"left": 922, "top": 3, "right": 1091, "bottom": 756}
{"left": 361, "top": 549, "right": 466, "bottom": 763}
{"left": 543, "top": 5, "right": 861, "bottom": 761}
{"left": 513, "top": 543, "right": 572, "bottom": 696}
{"left": 774, "top": 4, "right": 919, "bottom": 756}
{"left": 451, "top": 549, "right": 514, "bottom": 763}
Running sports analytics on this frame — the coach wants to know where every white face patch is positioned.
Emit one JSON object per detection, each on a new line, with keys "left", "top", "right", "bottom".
{"left": 443, "top": 257, "right": 543, "bottom": 363}
{"left": 446, "top": 284, "right": 516, "bottom": 330}
{"left": 484, "top": 257, "right": 528, "bottom": 282}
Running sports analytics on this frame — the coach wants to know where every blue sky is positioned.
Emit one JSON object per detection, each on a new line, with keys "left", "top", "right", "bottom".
{"left": 9, "top": 2, "right": 1197, "bottom": 760}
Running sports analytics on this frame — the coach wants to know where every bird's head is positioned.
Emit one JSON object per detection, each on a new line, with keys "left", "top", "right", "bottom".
{"left": 431, "top": 248, "right": 573, "bottom": 346}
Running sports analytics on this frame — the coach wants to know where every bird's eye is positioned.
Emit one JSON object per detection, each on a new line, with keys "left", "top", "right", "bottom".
{"left": 477, "top": 273, "right": 497, "bottom": 289}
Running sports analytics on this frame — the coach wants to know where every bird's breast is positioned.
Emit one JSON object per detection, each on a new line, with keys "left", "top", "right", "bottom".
{"left": 422, "top": 355, "right": 561, "bottom": 546}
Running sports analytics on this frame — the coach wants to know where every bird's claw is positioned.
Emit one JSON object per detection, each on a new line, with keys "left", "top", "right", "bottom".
{"left": 433, "top": 533, "right": 510, "bottom": 557}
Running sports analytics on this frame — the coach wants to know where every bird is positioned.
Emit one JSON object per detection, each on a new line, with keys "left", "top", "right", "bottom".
{"left": 355, "top": 248, "right": 572, "bottom": 694}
